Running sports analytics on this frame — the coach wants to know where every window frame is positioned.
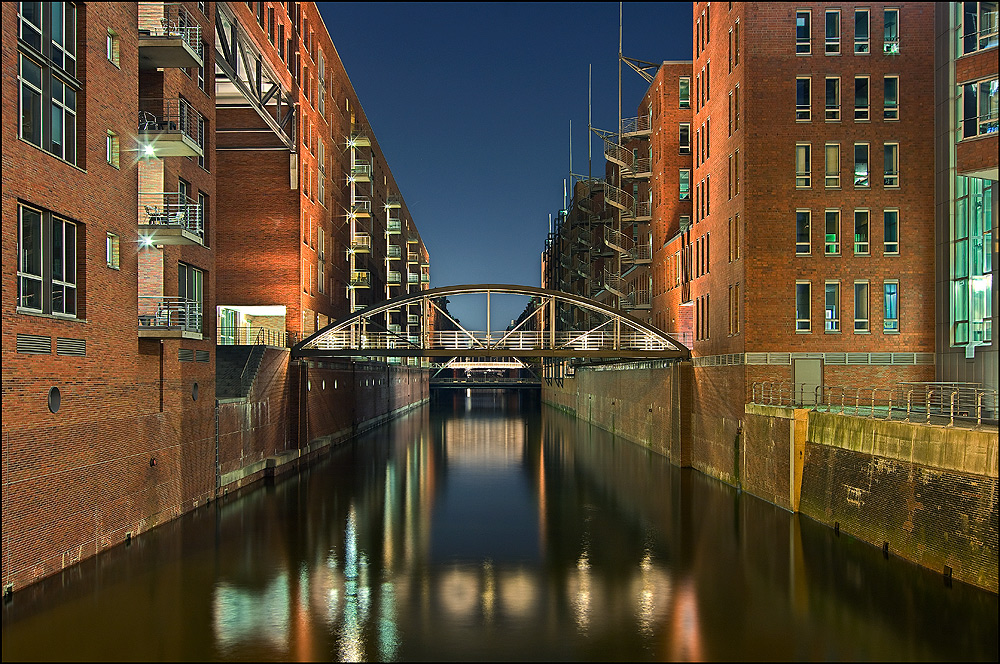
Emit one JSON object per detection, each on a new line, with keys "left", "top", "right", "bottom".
{"left": 795, "top": 143, "right": 811, "bottom": 188}
{"left": 796, "top": 281, "right": 812, "bottom": 332}
{"left": 825, "top": 281, "right": 841, "bottom": 332}
{"left": 680, "top": 76, "right": 690, "bottom": 109}
{"left": 825, "top": 76, "right": 841, "bottom": 121}
{"left": 883, "top": 75, "right": 899, "bottom": 120}
{"left": 106, "top": 232, "right": 120, "bottom": 270}
{"left": 106, "top": 28, "right": 120, "bottom": 67}
{"left": 106, "top": 130, "right": 119, "bottom": 168}
{"left": 884, "top": 142, "right": 900, "bottom": 188}
{"left": 796, "top": 76, "right": 812, "bottom": 121}
{"left": 796, "top": 10, "right": 812, "bottom": 55}
{"left": 854, "top": 142, "right": 870, "bottom": 188}
{"left": 884, "top": 8, "right": 900, "bottom": 54}
{"left": 679, "top": 122, "right": 691, "bottom": 154}
{"left": 825, "top": 143, "right": 841, "bottom": 188}
{"left": 854, "top": 281, "right": 871, "bottom": 332}
{"left": 884, "top": 209, "right": 900, "bottom": 254}
{"left": 796, "top": 209, "right": 812, "bottom": 255}
{"left": 883, "top": 280, "right": 900, "bottom": 332}
{"left": 16, "top": 201, "right": 79, "bottom": 317}
{"left": 825, "top": 9, "right": 841, "bottom": 54}
{"left": 854, "top": 209, "right": 871, "bottom": 255}
{"left": 854, "top": 8, "right": 870, "bottom": 53}
{"left": 680, "top": 168, "right": 691, "bottom": 200}
{"left": 855, "top": 75, "right": 870, "bottom": 121}
{"left": 825, "top": 210, "right": 841, "bottom": 255}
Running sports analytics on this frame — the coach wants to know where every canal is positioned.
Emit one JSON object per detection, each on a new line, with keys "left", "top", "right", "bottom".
{"left": 2, "top": 391, "right": 997, "bottom": 661}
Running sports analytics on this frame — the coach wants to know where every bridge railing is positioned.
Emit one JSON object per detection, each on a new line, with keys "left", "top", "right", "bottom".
{"left": 304, "top": 329, "right": 677, "bottom": 352}
{"left": 750, "top": 381, "right": 998, "bottom": 428}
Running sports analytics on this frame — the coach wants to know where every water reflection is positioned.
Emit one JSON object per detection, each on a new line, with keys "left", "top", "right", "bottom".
{"left": 2, "top": 392, "right": 997, "bottom": 662}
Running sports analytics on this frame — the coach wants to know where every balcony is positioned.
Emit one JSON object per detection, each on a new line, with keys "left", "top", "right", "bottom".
{"left": 138, "top": 192, "right": 203, "bottom": 245}
{"left": 348, "top": 130, "right": 371, "bottom": 148}
{"left": 387, "top": 271, "right": 402, "bottom": 285}
{"left": 138, "top": 3, "right": 203, "bottom": 70}
{"left": 407, "top": 273, "right": 420, "bottom": 284}
{"left": 138, "top": 296, "right": 202, "bottom": 338}
{"left": 624, "top": 289, "right": 651, "bottom": 310}
{"left": 408, "top": 314, "right": 419, "bottom": 325}
{"left": 620, "top": 114, "right": 652, "bottom": 137}
{"left": 420, "top": 273, "right": 430, "bottom": 284}
{"left": 387, "top": 244, "right": 402, "bottom": 259}
{"left": 407, "top": 251, "right": 419, "bottom": 264}
{"left": 350, "top": 271, "right": 370, "bottom": 288}
{"left": 351, "top": 197, "right": 372, "bottom": 218}
{"left": 350, "top": 160, "right": 372, "bottom": 183}
{"left": 633, "top": 200, "right": 652, "bottom": 222}
{"left": 386, "top": 195, "right": 402, "bottom": 209}
{"left": 138, "top": 98, "right": 203, "bottom": 158}
{"left": 351, "top": 233, "right": 371, "bottom": 253}
{"left": 387, "top": 218, "right": 402, "bottom": 234}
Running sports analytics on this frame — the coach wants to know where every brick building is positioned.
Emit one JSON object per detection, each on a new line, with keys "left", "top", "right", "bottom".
{"left": 3, "top": 1, "right": 430, "bottom": 593}
{"left": 934, "top": 1, "right": 997, "bottom": 394}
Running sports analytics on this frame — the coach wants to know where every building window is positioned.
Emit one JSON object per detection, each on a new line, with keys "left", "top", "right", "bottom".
{"left": 825, "top": 282, "right": 840, "bottom": 332}
{"left": 796, "top": 10, "right": 811, "bottom": 54}
{"left": 178, "top": 263, "right": 204, "bottom": 333}
{"left": 796, "top": 77, "right": 811, "bottom": 121}
{"left": 197, "top": 116, "right": 207, "bottom": 169}
{"left": 796, "top": 210, "right": 811, "bottom": 255}
{"left": 734, "top": 150, "right": 740, "bottom": 194}
{"left": 884, "top": 76, "right": 899, "bottom": 120}
{"left": 680, "top": 169, "right": 691, "bottom": 200}
{"left": 825, "top": 210, "right": 841, "bottom": 255}
{"left": 884, "top": 210, "right": 900, "bottom": 254}
{"left": 950, "top": 175, "right": 993, "bottom": 346}
{"left": 17, "top": 202, "right": 78, "bottom": 316}
{"left": 884, "top": 8, "right": 900, "bottom": 54}
{"left": 735, "top": 20, "right": 740, "bottom": 66}
{"left": 318, "top": 227, "right": 325, "bottom": 295}
{"left": 884, "top": 143, "right": 899, "bottom": 187}
{"left": 855, "top": 8, "right": 870, "bottom": 53}
{"left": 730, "top": 213, "right": 741, "bottom": 261}
{"left": 734, "top": 85, "right": 740, "bottom": 130}
{"left": 198, "top": 191, "right": 208, "bottom": 241}
{"left": 854, "top": 282, "right": 870, "bottom": 332}
{"left": 854, "top": 210, "right": 870, "bottom": 254}
{"left": 732, "top": 282, "right": 740, "bottom": 334}
{"left": 198, "top": 41, "right": 208, "bottom": 90}
{"left": 795, "top": 143, "right": 811, "bottom": 188}
{"left": 825, "top": 77, "right": 841, "bottom": 120}
{"left": 679, "top": 76, "right": 690, "bottom": 108}
{"left": 959, "top": 78, "right": 999, "bottom": 140}
{"left": 824, "top": 143, "right": 840, "bottom": 188}
{"left": 107, "top": 29, "right": 120, "bottom": 67}
{"left": 825, "top": 9, "right": 841, "bottom": 54}
{"left": 106, "top": 232, "right": 120, "bottom": 269}
{"left": 679, "top": 123, "right": 691, "bottom": 154}
{"left": 19, "top": 4, "right": 81, "bottom": 166}
{"left": 884, "top": 281, "right": 900, "bottom": 332}
{"left": 855, "top": 76, "right": 870, "bottom": 121}
{"left": 854, "top": 143, "right": 869, "bottom": 187}
{"left": 796, "top": 282, "right": 811, "bottom": 332}
{"left": 106, "top": 131, "right": 119, "bottom": 168}
{"left": 705, "top": 118, "right": 711, "bottom": 158}
{"left": 958, "top": 1, "right": 1000, "bottom": 56}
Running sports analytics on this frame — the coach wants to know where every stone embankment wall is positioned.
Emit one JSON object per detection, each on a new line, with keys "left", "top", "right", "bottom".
{"left": 545, "top": 366, "right": 999, "bottom": 592}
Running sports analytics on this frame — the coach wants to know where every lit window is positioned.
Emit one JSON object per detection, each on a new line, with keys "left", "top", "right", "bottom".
{"left": 825, "top": 143, "right": 840, "bottom": 188}
{"left": 796, "top": 10, "right": 811, "bottom": 54}
{"left": 855, "top": 76, "right": 870, "bottom": 121}
{"left": 854, "top": 210, "right": 870, "bottom": 255}
{"left": 825, "top": 9, "right": 841, "bottom": 54}
{"left": 884, "top": 8, "right": 900, "bottom": 54}
{"left": 958, "top": 1, "right": 999, "bottom": 56}
{"left": 884, "top": 76, "right": 899, "bottom": 120}
{"left": 826, "top": 77, "right": 841, "bottom": 120}
{"left": 796, "top": 210, "right": 811, "bottom": 254}
{"left": 106, "top": 232, "right": 120, "bottom": 269}
{"left": 680, "top": 169, "right": 691, "bottom": 200}
{"left": 854, "top": 143, "right": 870, "bottom": 187}
{"left": 884, "top": 210, "right": 899, "bottom": 254}
{"left": 884, "top": 281, "right": 899, "bottom": 332}
{"left": 178, "top": 263, "right": 204, "bottom": 333}
{"left": 854, "top": 8, "right": 870, "bottom": 53}
{"left": 796, "top": 282, "right": 811, "bottom": 332}
{"left": 825, "top": 210, "right": 841, "bottom": 255}
{"left": 825, "top": 282, "right": 840, "bottom": 332}
{"left": 796, "top": 77, "right": 811, "bottom": 121}
{"left": 884, "top": 143, "right": 899, "bottom": 187}
{"left": 796, "top": 143, "right": 811, "bottom": 188}
{"left": 17, "top": 202, "right": 78, "bottom": 316}
{"left": 106, "top": 130, "right": 119, "bottom": 168}
{"left": 959, "top": 78, "right": 999, "bottom": 139}
{"left": 854, "top": 282, "right": 870, "bottom": 332}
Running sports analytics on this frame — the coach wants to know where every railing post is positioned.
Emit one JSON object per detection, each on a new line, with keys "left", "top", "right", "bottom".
{"left": 870, "top": 389, "right": 876, "bottom": 419}
{"left": 949, "top": 390, "right": 957, "bottom": 427}
{"left": 977, "top": 392, "right": 983, "bottom": 427}
{"left": 926, "top": 387, "right": 932, "bottom": 423}
{"left": 905, "top": 390, "right": 912, "bottom": 422}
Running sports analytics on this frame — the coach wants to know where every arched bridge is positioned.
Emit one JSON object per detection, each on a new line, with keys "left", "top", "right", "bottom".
{"left": 292, "top": 285, "right": 689, "bottom": 360}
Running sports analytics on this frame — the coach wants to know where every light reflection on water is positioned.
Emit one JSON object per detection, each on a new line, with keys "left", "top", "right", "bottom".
{"left": 2, "top": 390, "right": 997, "bottom": 662}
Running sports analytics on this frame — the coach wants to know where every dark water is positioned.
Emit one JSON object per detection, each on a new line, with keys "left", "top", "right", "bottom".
{"left": 2, "top": 391, "right": 997, "bottom": 661}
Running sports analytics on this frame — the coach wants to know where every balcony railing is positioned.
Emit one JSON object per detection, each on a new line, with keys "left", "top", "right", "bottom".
{"left": 138, "top": 97, "right": 203, "bottom": 157}
{"left": 407, "top": 273, "right": 420, "bottom": 284}
{"left": 387, "top": 244, "right": 402, "bottom": 259}
{"left": 138, "top": 296, "right": 202, "bottom": 334}
{"left": 350, "top": 161, "right": 371, "bottom": 182}
{"left": 407, "top": 251, "right": 419, "bottom": 263}
{"left": 620, "top": 114, "right": 652, "bottom": 136}
{"left": 387, "top": 271, "right": 402, "bottom": 285}
{"left": 351, "top": 197, "right": 372, "bottom": 217}
{"left": 217, "top": 325, "right": 290, "bottom": 347}
{"left": 420, "top": 273, "right": 430, "bottom": 283}
{"left": 387, "top": 218, "right": 402, "bottom": 233}
{"left": 139, "top": 191, "right": 203, "bottom": 243}
{"left": 386, "top": 195, "right": 402, "bottom": 209}
{"left": 138, "top": 2, "right": 203, "bottom": 68}
{"left": 350, "top": 271, "right": 371, "bottom": 287}
{"left": 408, "top": 314, "right": 419, "bottom": 324}
{"left": 348, "top": 130, "right": 371, "bottom": 148}
{"left": 351, "top": 233, "right": 371, "bottom": 252}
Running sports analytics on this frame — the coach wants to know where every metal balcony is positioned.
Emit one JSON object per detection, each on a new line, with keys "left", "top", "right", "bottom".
{"left": 351, "top": 233, "right": 371, "bottom": 253}
{"left": 350, "top": 270, "right": 371, "bottom": 288}
{"left": 387, "top": 218, "right": 402, "bottom": 234}
{"left": 603, "top": 182, "right": 635, "bottom": 217}
{"left": 620, "top": 114, "right": 652, "bottom": 137}
{"left": 420, "top": 273, "right": 430, "bottom": 283}
{"left": 351, "top": 197, "right": 372, "bottom": 218}
{"left": 350, "top": 161, "right": 371, "bottom": 183}
{"left": 408, "top": 314, "right": 419, "bottom": 325}
{"left": 407, "top": 273, "right": 420, "bottom": 284}
{"left": 138, "top": 192, "right": 203, "bottom": 245}
{"left": 387, "top": 244, "right": 402, "bottom": 259}
{"left": 138, "top": 296, "right": 202, "bottom": 338}
{"left": 633, "top": 200, "right": 652, "bottom": 222}
{"left": 138, "top": 3, "right": 203, "bottom": 70}
{"left": 622, "top": 289, "right": 652, "bottom": 310}
{"left": 386, "top": 195, "right": 402, "bottom": 209}
{"left": 348, "top": 131, "right": 371, "bottom": 148}
{"left": 631, "top": 157, "right": 651, "bottom": 178}
{"left": 138, "top": 98, "right": 203, "bottom": 158}
{"left": 407, "top": 251, "right": 419, "bottom": 263}
{"left": 387, "top": 270, "right": 402, "bottom": 285}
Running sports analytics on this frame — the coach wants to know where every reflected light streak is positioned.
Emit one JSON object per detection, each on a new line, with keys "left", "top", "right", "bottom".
{"left": 339, "top": 506, "right": 368, "bottom": 662}
{"left": 568, "top": 551, "right": 592, "bottom": 633}
{"left": 212, "top": 573, "right": 290, "bottom": 655}
{"left": 633, "top": 550, "right": 672, "bottom": 636}
{"left": 439, "top": 566, "right": 479, "bottom": 619}
{"left": 667, "top": 579, "right": 704, "bottom": 662}
{"left": 498, "top": 569, "right": 538, "bottom": 618}
{"left": 481, "top": 559, "right": 496, "bottom": 624}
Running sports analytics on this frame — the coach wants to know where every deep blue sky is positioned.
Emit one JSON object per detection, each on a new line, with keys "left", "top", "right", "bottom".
{"left": 321, "top": 2, "right": 693, "bottom": 327}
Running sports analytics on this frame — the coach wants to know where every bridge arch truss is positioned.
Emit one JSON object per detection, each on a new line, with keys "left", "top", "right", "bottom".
{"left": 292, "top": 284, "right": 690, "bottom": 361}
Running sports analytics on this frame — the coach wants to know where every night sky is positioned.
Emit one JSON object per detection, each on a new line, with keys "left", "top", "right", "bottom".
{"left": 321, "top": 2, "right": 693, "bottom": 327}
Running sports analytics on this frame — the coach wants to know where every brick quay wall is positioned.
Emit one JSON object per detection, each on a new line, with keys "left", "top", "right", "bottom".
{"left": 543, "top": 366, "right": 998, "bottom": 592}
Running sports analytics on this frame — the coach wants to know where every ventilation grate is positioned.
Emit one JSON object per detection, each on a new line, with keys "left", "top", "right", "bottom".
{"left": 195, "top": 349, "right": 210, "bottom": 363}
{"left": 56, "top": 337, "right": 86, "bottom": 356}
{"left": 178, "top": 348, "right": 195, "bottom": 362}
{"left": 17, "top": 334, "right": 51, "bottom": 354}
